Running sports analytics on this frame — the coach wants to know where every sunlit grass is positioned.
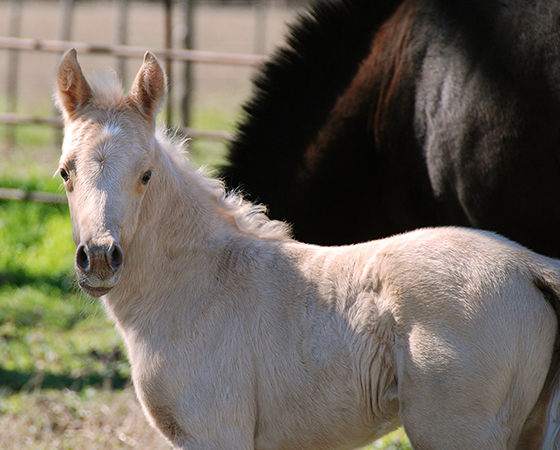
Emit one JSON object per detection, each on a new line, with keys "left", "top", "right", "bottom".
{"left": 366, "top": 429, "right": 411, "bottom": 449}
{"left": 0, "top": 199, "right": 130, "bottom": 394}
{"left": 0, "top": 202, "right": 73, "bottom": 279}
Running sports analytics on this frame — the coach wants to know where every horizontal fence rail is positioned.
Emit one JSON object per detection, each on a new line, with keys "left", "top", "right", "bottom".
{"left": 0, "top": 113, "right": 234, "bottom": 141}
{"left": 0, "top": 36, "right": 267, "bottom": 66}
{"left": 0, "top": 112, "right": 63, "bottom": 127}
{"left": 0, "top": 187, "right": 67, "bottom": 204}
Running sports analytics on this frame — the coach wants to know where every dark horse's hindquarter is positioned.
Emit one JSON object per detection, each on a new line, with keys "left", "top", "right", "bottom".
{"left": 413, "top": 0, "right": 560, "bottom": 256}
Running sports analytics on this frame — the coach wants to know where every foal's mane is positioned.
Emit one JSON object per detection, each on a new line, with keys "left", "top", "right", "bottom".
{"left": 157, "top": 131, "right": 293, "bottom": 241}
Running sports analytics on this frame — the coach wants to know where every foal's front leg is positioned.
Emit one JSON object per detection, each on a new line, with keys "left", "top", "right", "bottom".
{"left": 149, "top": 408, "right": 255, "bottom": 450}
{"left": 139, "top": 387, "right": 256, "bottom": 450}
{"left": 138, "top": 355, "right": 257, "bottom": 450}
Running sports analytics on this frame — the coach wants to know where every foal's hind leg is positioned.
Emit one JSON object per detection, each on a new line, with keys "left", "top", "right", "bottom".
{"left": 397, "top": 365, "right": 547, "bottom": 450}
{"left": 395, "top": 319, "right": 554, "bottom": 449}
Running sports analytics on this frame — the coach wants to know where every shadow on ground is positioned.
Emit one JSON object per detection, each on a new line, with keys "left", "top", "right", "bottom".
{"left": 0, "top": 366, "right": 129, "bottom": 393}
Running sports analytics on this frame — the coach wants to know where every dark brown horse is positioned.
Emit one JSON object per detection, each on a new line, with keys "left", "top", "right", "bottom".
{"left": 222, "top": 0, "right": 560, "bottom": 256}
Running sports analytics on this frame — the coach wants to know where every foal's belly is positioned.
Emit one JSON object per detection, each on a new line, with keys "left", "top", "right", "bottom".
{"left": 253, "top": 366, "right": 400, "bottom": 450}
{"left": 254, "top": 408, "right": 400, "bottom": 450}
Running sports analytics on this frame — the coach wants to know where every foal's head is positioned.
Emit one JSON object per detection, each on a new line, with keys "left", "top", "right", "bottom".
{"left": 55, "top": 49, "right": 166, "bottom": 297}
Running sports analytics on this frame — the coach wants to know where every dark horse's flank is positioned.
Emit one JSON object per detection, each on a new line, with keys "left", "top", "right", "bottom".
{"left": 221, "top": 0, "right": 560, "bottom": 256}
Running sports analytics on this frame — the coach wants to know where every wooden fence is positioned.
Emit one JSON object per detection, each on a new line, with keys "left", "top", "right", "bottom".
{"left": 0, "top": 0, "right": 295, "bottom": 203}
{"left": 0, "top": 34, "right": 265, "bottom": 139}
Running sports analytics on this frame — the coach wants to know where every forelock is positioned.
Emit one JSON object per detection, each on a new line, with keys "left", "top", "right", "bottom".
{"left": 89, "top": 70, "right": 126, "bottom": 108}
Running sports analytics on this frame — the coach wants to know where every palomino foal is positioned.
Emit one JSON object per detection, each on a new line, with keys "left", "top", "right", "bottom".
{"left": 55, "top": 50, "right": 560, "bottom": 449}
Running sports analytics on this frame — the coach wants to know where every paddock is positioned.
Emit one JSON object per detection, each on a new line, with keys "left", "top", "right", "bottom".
{"left": 0, "top": 0, "right": 306, "bottom": 201}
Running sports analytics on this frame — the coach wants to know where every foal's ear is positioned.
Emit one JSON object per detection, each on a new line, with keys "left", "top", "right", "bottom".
{"left": 54, "top": 49, "right": 92, "bottom": 121}
{"left": 127, "top": 52, "right": 167, "bottom": 121}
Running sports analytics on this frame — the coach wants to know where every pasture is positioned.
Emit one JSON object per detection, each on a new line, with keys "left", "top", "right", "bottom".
{"left": 0, "top": 1, "right": 411, "bottom": 448}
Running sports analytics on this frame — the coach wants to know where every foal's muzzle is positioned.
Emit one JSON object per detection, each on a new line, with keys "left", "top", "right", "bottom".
{"left": 75, "top": 241, "right": 124, "bottom": 297}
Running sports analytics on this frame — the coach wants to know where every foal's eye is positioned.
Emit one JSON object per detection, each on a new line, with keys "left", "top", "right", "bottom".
{"left": 60, "top": 169, "right": 69, "bottom": 182}
{"left": 141, "top": 170, "right": 153, "bottom": 185}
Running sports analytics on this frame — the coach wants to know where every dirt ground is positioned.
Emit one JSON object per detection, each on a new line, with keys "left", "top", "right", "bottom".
{"left": 0, "top": 1, "right": 307, "bottom": 121}
{"left": 0, "top": 1, "right": 308, "bottom": 178}
{"left": 0, "top": 387, "right": 172, "bottom": 450}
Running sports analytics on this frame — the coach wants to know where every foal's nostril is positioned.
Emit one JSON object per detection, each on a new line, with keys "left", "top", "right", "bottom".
{"left": 76, "top": 244, "right": 90, "bottom": 272}
{"left": 109, "top": 244, "right": 124, "bottom": 270}
{"left": 77, "top": 242, "right": 123, "bottom": 274}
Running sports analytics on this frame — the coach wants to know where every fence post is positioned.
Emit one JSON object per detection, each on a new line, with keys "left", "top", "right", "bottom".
{"left": 54, "top": 0, "right": 74, "bottom": 144}
{"left": 164, "top": 0, "right": 173, "bottom": 126}
{"left": 115, "top": 0, "right": 129, "bottom": 83}
{"left": 181, "top": 0, "right": 195, "bottom": 128}
{"left": 5, "top": 0, "right": 23, "bottom": 148}
{"left": 58, "top": 0, "right": 74, "bottom": 42}
{"left": 253, "top": 1, "right": 267, "bottom": 55}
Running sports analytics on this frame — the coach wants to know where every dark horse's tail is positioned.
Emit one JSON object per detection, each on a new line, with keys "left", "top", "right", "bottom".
{"left": 221, "top": 0, "right": 403, "bottom": 205}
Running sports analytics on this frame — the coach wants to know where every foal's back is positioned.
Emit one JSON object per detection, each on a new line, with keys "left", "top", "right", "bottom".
{"left": 235, "top": 227, "right": 559, "bottom": 449}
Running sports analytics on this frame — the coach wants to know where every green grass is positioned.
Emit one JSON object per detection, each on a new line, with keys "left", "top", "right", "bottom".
{"left": 0, "top": 200, "right": 130, "bottom": 393}
{"left": 0, "top": 122, "right": 411, "bottom": 449}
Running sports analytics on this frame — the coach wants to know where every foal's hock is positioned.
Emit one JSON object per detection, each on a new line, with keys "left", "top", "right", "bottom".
{"left": 55, "top": 49, "right": 560, "bottom": 450}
